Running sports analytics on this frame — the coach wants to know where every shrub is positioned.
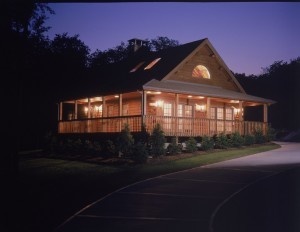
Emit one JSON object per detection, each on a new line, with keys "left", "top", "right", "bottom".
{"left": 244, "top": 134, "right": 255, "bottom": 146}
{"left": 118, "top": 123, "right": 134, "bottom": 157}
{"left": 150, "top": 123, "right": 166, "bottom": 157}
{"left": 167, "top": 137, "right": 181, "bottom": 155}
{"left": 254, "top": 127, "right": 265, "bottom": 144}
{"left": 135, "top": 123, "right": 150, "bottom": 145}
{"left": 185, "top": 137, "right": 198, "bottom": 153}
{"left": 132, "top": 142, "right": 149, "bottom": 164}
{"left": 265, "top": 126, "right": 277, "bottom": 142}
{"left": 215, "top": 133, "right": 229, "bottom": 149}
{"left": 230, "top": 132, "right": 244, "bottom": 147}
{"left": 201, "top": 135, "right": 214, "bottom": 151}
{"left": 102, "top": 140, "right": 116, "bottom": 157}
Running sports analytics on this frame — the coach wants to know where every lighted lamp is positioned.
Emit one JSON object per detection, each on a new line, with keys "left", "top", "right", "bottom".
{"left": 149, "top": 100, "right": 164, "bottom": 107}
{"left": 196, "top": 104, "right": 206, "bottom": 112}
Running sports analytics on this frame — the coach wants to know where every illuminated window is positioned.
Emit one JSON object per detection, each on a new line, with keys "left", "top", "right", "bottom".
{"left": 130, "top": 61, "right": 145, "bottom": 73}
{"left": 185, "top": 105, "right": 193, "bottom": 117}
{"left": 122, "top": 104, "right": 129, "bottom": 116}
{"left": 144, "top": 58, "right": 161, "bottom": 70}
{"left": 192, "top": 65, "right": 210, "bottom": 79}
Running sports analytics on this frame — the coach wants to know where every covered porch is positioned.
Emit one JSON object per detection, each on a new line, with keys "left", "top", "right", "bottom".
{"left": 58, "top": 80, "right": 273, "bottom": 137}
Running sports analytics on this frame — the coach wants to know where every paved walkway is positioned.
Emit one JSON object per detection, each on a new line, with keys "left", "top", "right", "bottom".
{"left": 55, "top": 142, "right": 300, "bottom": 232}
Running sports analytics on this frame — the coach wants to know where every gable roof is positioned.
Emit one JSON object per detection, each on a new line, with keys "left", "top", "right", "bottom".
{"left": 74, "top": 39, "right": 206, "bottom": 99}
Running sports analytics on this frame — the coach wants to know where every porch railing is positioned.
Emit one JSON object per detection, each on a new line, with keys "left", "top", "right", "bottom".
{"left": 58, "top": 115, "right": 267, "bottom": 136}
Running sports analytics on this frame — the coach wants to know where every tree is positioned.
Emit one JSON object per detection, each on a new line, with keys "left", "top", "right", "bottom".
{"left": 118, "top": 123, "right": 134, "bottom": 157}
{"left": 149, "top": 36, "right": 179, "bottom": 51}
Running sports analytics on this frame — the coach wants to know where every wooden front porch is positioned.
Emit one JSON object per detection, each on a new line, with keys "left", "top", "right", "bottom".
{"left": 58, "top": 90, "right": 270, "bottom": 137}
{"left": 58, "top": 115, "right": 267, "bottom": 137}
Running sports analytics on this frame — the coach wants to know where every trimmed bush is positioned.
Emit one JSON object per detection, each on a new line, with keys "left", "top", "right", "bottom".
{"left": 254, "top": 127, "right": 265, "bottom": 144}
{"left": 102, "top": 140, "right": 116, "bottom": 157}
{"left": 132, "top": 142, "right": 149, "bottom": 164}
{"left": 215, "top": 133, "right": 229, "bottom": 149}
{"left": 118, "top": 123, "right": 134, "bottom": 157}
{"left": 167, "top": 137, "right": 181, "bottom": 155}
{"left": 244, "top": 134, "right": 255, "bottom": 146}
{"left": 201, "top": 135, "right": 214, "bottom": 151}
{"left": 265, "top": 126, "right": 277, "bottom": 142}
{"left": 185, "top": 137, "right": 198, "bottom": 153}
{"left": 230, "top": 132, "right": 244, "bottom": 148}
{"left": 150, "top": 123, "right": 166, "bottom": 157}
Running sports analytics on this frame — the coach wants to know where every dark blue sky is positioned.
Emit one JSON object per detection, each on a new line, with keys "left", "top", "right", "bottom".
{"left": 45, "top": 2, "right": 300, "bottom": 75}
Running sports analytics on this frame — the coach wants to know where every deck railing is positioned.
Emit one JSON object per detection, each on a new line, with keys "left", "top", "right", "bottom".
{"left": 58, "top": 115, "right": 267, "bottom": 136}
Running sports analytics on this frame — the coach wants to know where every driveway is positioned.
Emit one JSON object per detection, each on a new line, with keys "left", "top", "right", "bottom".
{"left": 54, "top": 142, "right": 300, "bottom": 232}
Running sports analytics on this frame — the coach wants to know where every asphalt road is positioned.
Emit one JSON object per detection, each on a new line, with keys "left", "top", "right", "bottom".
{"left": 54, "top": 142, "right": 300, "bottom": 232}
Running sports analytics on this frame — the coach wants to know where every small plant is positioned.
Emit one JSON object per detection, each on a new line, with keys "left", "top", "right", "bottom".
{"left": 244, "top": 134, "right": 255, "bottom": 146}
{"left": 150, "top": 123, "right": 166, "bottom": 157}
{"left": 230, "top": 132, "right": 244, "bottom": 147}
{"left": 102, "top": 140, "right": 116, "bottom": 157}
{"left": 265, "top": 126, "right": 277, "bottom": 142}
{"left": 118, "top": 123, "right": 134, "bottom": 157}
{"left": 132, "top": 142, "right": 149, "bottom": 164}
{"left": 254, "top": 127, "right": 265, "bottom": 144}
{"left": 215, "top": 133, "right": 229, "bottom": 149}
{"left": 167, "top": 137, "right": 181, "bottom": 155}
{"left": 201, "top": 135, "right": 214, "bottom": 151}
{"left": 185, "top": 137, "right": 198, "bottom": 153}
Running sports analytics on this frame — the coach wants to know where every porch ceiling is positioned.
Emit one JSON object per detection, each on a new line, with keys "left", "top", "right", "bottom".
{"left": 143, "top": 79, "right": 276, "bottom": 105}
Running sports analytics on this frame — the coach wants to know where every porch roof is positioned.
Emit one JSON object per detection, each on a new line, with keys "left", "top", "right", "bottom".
{"left": 143, "top": 79, "right": 276, "bottom": 104}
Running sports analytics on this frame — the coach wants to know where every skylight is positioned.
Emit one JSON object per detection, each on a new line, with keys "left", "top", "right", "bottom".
{"left": 130, "top": 61, "right": 145, "bottom": 73}
{"left": 144, "top": 58, "right": 161, "bottom": 70}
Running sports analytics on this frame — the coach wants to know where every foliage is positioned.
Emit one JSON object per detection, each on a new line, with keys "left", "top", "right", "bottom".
{"left": 117, "top": 123, "right": 134, "bottom": 157}
{"left": 132, "top": 142, "right": 149, "bottom": 164}
{"left": 167, "top": 137, "right": 181, "bottom": 155}
{"left": 185, "top": 137, "right": 198, "bottom": 153}
{"left": 201, "top": 135, "right": 214, "bottom": 151}
{"left": 150, "top": 123, "right": 166, "bottom": 157}
{"left": 254, "top": 128, "right": 266, "bottom": 144}
{"left": 214, "top": 133, "right": 229, "bottom": 149}
{"left": 135, "top": 123, "right": 150, "bottom": 145}
{"left": 148, "top": 36, "right": 180, "bottom": 51}
{"left": 230, "top": 132, "right": 245, "bottom": 147}
{"left": 244, "top": 134, "right": 256, "bottom": 146}
{"left": 265, "top": 126, "right": 277, "bottom": 142}
{"left": 102, "top": 140, "right": 117, "bottom": 157}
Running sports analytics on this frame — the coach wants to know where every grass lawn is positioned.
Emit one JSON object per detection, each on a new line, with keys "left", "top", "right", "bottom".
{"left": 11, "top": 143, "right": 280, "bottom": 232}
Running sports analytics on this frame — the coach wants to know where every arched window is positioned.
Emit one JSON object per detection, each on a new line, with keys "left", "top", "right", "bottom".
{"left": 192, "top": 65, "right": 210, "bottom": 79}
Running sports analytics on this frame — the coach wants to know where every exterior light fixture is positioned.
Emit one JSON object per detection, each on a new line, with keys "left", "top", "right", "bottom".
{"left": 149, "top": 100, "right": 164, "bottom": 107}
{"left": 114, "top": 95, "right": 119, "bottom": 98}
{"left": 196, "top": 104, "right": 206, "bottom": 112}
{"left": 188, "top": 95, "right": 192, "bottom": 98}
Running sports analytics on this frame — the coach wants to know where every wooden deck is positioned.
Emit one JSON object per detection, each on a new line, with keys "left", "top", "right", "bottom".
{"left": 58, "top": 115, "right": 266, "bottom": 137}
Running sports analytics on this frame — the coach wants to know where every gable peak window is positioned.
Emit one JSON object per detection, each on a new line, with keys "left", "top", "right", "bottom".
{"left": 192, "top": 65, "right": 210, "bottom": 79}
{"left": 144, "top": 58, "right": 161, "bottom": 70}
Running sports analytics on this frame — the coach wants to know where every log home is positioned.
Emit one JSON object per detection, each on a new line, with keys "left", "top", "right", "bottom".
{"left": 58, "top": 38, "right": 275, "bottom": 137}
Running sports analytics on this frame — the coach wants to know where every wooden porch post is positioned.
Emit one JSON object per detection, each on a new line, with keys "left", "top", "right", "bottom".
{"left": 223, "top": 103, "right": 226, "bottom": 133}
{"left": 239, "top": 101, "right": 243, "bottom": 135}
{"left": 119, "top": 94, "right": 123, "bottom": 131}
{"left": 59, "top": 102, "right": 63, "bottom": 121}
{"left": 102, "top": 97, "right": 106, "bottom": 117}
{"left": 175, "top": 93, "right": 179, "bottom": 143}
{"left": 142, "top": 91, "right": 147, "bottom": 130}
{"left": 263, "top": 103, "right": 268, "bottom": 135}
{"left": 74, "top": 100, "right": 78, "bottom": 120}
{"left": 206, "top": 97, "right": 211, "bottom": 136}
{"left": 87, "top": 98, "right": 91, "bottom": 118}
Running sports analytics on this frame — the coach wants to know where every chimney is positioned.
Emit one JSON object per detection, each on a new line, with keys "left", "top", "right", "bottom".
{"left": 128, "top": 38, "right": 147, "bottom": 52}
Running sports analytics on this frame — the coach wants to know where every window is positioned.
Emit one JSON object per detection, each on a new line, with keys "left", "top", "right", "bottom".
{"left": 185, "top": 105, "right": 193, "bottom": 117}
{"left": 163, "top": 103, "right": 172, "bottom": 116}
{"left": 130, "top": 61, "right": 145, "bottom": 73}
{"left": 192, "top": 65, "right": 210, "bottom": 79}
{"left": 144, "top": 58, "right": 161, "bottom": 70}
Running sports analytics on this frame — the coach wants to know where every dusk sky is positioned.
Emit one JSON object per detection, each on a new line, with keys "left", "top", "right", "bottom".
{"left": 45, "top": 2, "right": 300, "bottom": 75}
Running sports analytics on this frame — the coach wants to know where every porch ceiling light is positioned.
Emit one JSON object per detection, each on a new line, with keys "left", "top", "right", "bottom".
{"left": 188, "top": 95, "right": 192, "bottom": 98}
{"left": 114, "top": 95, "right": 119, "bottom": 98}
